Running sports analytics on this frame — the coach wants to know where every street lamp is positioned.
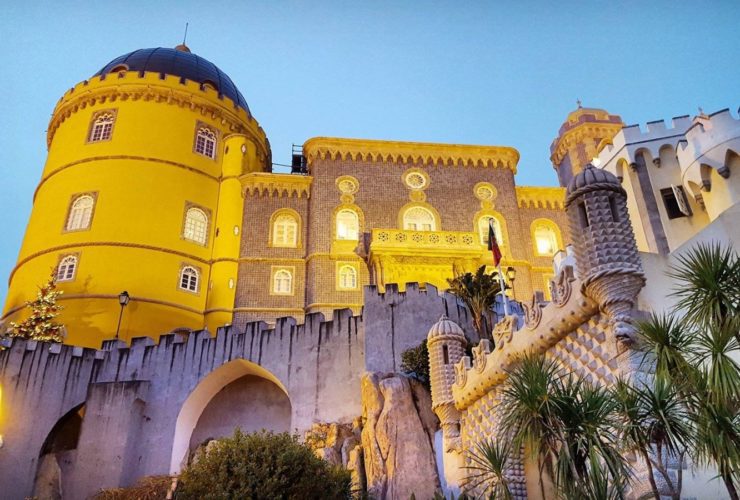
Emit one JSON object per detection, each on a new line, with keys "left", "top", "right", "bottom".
{"left": 506, "top": 266, "right": 517, "bottom": 299}
{"left": 115, "top": 291, "right": 130, "bottom": 340}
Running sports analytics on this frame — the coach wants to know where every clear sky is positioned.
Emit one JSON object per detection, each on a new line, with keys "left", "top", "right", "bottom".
{"left": 0, "top": 1, "right": 738, "bottom": 306}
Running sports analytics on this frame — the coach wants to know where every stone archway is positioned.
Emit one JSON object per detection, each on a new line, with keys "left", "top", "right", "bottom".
{"left": 169, "top": 359, "right": 291, "bottom": 473}
{"left": 33, "top": 403, "right": 86, "bottom": 499}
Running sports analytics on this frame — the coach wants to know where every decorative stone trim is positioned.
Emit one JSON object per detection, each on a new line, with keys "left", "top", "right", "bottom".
{"left": 515, "top": 186, "right": 566, "bottom": 210}
{"left": 303, "top": 137, "right": 520, "bottom": 172}
{"left": 241, "top": 172, "right": 312, "bottom": 198}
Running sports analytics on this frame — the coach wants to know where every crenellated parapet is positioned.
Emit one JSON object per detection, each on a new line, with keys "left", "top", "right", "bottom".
{"left": 240, "top": 172, "right": 313, "bottom": 198}
{"left": 451, "top": 266, "right": 597, "bottom": 410}
{"left": 515, "top": 186, "right": 566, "bottom": 210}
{"left": 678, "top": 108, "right": 739, "bottom": 186}
{"left": 303, "top": 137, "right": 520, "bottom": 173}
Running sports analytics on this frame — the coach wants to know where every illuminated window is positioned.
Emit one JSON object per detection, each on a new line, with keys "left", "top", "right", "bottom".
{"left": 478, "top": 216, "right": 503, "bottom": 246}
{"left": 403, "top": 206, "right": 436, "bottom": 231}
{"left": 273, "top": 213, "right": 299, "bottom": 247}
{"left": 194, "top": 127, "right": 217, "bottom": 159}
{"left": 88, "top": 112, "right": 114, "bottom": 142}
{"left": 179, "top": 266, "right": 199, "bottom": 292}
{"left": 336, "top": 209, "right": 359, "bottom": 240}
{"left": 338, "top": 265, "right": 358, "bottom": 290}
{"left": 272, "top": 268, "right": 293, "bottom": 295}
{"left": 66, "top": 195, "right": 95, "bottom": 231}
{"left": 183, "top": 207, "right": 208, "bottom": 245}
{"left": 56, "top": 255, "right": 78, "bottom": 282}
{"left": 532, "top": 221, "right": 561, "bottom": 256}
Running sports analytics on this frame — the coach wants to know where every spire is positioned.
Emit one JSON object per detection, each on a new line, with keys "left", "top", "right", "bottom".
{"left": 175, "top": 22, "right": 191, "bottom": 52}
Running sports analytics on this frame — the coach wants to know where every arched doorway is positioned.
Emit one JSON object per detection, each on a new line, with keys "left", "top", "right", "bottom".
{"left": 169, "top": 359, "right": 291, "bottom": 473}
{"left": 34, "top": 403, "right": 86, "bottom": 499}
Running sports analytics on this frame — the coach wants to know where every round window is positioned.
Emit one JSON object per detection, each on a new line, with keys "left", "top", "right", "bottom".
{"left": 476, "top": 186, "right": 494, "bottom": 200}
{"left": 336, "top": 176, "right": 359, "bottom": 195}
{"left": 404, "top": 172, "right": 428, "bottom": 190}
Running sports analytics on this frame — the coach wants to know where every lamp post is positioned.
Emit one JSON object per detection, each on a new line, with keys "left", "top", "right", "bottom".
{"left": 506, "top": 266, "right": 517, "bottom": 300}
{"left": 115, "top": 291, "right": 130, "bottom": 340}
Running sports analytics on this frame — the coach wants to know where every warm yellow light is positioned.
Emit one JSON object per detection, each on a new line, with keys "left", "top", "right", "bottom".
{"left": 536, "top": 236, "right": 554, "bottom": 255}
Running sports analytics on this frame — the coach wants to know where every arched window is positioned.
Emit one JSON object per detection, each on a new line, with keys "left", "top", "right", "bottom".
{"left": 88, "top": 113, "right": 114, "bottom": 142}
{"left": 272, "top": 269, "right": 293, "bottom": 295}
{"left": 403, "top": 206, "right": 436, "bottom": 231}
{"left": 531, "top": 220, "right": 562, "bottom": 256}
{"left": 336, "top": 209, "right": 359, "bottom": 240}
{"left": 56, "top": 255, "right": 78, "bottom": 282}
{"left": 179, "top": 266, "right": 199, "bottom": 292}
{"left": 338, "top": 265, "right": 358, "bottom": 290}
{"left": 183, "top": 207, "right": 208, "bottom": 245}
{"left": 194, "top": 127, "right": 217, "bottom": 159}
{"left": 478, "top": 216, "right": 503, "bottom": 246}
{"left": 66, "top": 195, "right": 95, "bottom": 231}
{"left": 272, "top": 213, "right": 299, "bottom": 247}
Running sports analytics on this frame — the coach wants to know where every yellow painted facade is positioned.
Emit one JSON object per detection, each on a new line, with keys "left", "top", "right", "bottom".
{"left": 4, "top": 45, "right": 579, "bottom": 347}
{"left": 3, "top": 48, "right": 270, "bottom": 347}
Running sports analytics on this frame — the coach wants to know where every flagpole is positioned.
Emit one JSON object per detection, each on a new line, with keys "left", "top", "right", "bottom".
{"left": 497, "top": 264, "right": 511, "bottom": 316}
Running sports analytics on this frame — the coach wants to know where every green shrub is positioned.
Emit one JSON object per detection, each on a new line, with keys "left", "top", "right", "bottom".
{"left": 401, "top": 339, "right": 430, "bottom": 389}
{"left": 176, "top": 429, "right": 351, "bottom": 500}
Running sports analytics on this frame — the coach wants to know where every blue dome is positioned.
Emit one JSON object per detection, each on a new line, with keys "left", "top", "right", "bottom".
{"left": 95, "top": 46, "right": 250, "bottom": 112}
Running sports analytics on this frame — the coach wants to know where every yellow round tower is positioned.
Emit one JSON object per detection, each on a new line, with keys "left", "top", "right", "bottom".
{"left": 2, "top": 45, "right": 270, "bottom": 347}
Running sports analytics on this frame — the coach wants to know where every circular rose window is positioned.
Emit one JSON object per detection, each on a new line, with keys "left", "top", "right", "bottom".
{"left": 336, "top": 176, "right": 359, "bottom": 195}
{"left": 404, "top": 171, "right": 428, "bottom": 190}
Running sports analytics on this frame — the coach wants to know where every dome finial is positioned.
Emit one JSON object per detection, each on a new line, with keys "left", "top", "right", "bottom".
{"left": 175, "top": 22, "right": 191, "bottom": 53}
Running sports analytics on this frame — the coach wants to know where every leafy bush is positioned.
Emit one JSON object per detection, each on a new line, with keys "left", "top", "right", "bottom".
{"left": 176, "top": 429, "right": 351, "bottom": 500}
{"left": 94, "top": 475, "right": 171, "bottom": 499}
{"left": 401, "top": 339, "right": 429, "bottom": 388}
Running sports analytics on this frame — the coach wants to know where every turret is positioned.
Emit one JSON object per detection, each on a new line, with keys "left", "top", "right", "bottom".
{"left": 565, "top": 165, "right": 645, "bottom": 340}
{"left": 551, "top": 105, "right": 624, "bottom": 187}
{"left": 427, "top": 315, "right": 466, "bottom": 451}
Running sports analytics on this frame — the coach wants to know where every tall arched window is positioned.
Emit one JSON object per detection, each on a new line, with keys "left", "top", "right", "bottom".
{"left": 272, "top": 269, "right": 293, "bottom": 295}
{"left": 403, "top": 206, "right": 436, "bottom": 231}
{"left": 336, "top": 209, "right": 359, "bottom": 240}
{"left": 532, "top": 220, "right": 561, "bottom": 256}
{"left": 88, "top": 112, "right": 114, "bottom": 142}
{"left": 179, "top": 266, "right": 199, "bottom": 292}
{"left": 273, "top": 213, "right": 299, "bottom": 247}
{"left": 66, "top": 195, "right": 95, "bottom": 231}
{"left": 194, "top": 127, "right": 217, "bottom": 159}
{"left": 56, "top": 255, "right": 78, "bottom": 282}
{"left": 338, "top": 265, "right": 358, "bottom": 290}
{"left": 183, "top": 207, "right": 208, "bottom": 245}
{"left": 478, "top": 216, "right": 504, "bottom": 246}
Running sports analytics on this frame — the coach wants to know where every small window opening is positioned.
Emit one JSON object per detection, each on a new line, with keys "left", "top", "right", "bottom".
{"left": 660, "top": 187, "right": 690, "bottom": 219}
{"left": 608, "top": 197, "right": 620, "bottom": 222}
{"left": 578, "top": 202, "right": 589, "bottom": 227}
{"left": 442, "top": 344, "right": 450, "bottom": 364}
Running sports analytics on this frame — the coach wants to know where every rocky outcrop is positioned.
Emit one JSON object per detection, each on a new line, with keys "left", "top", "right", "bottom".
{"left": 361, "top": 372, "right": 440, "bottom": 500}
{"left": 306, "top": 420, "right": 365, "bottom": 492}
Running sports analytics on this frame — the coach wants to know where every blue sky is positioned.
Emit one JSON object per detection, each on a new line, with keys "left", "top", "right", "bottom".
{"left": 0, "top": 1, "right": 738, "bottom": 306}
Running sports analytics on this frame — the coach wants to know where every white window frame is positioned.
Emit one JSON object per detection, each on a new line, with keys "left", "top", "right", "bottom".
{"left": 57, "top": 254, "right": 78, "bottom": 282}
{"left": 183, "top": 206, "right": 209, "bottom": 245}
{"left": 194, "top": 126, "right": 217, "bottom": 159}
{"left": 66, "top": 194, "right": 95, "bottom": 231}
{"left": 337, "top": 264, "right": 358, "bottom": 290}
{"left": 272, "top": 214, "right": 299, "bottom": 247}
{"left": 272, "top": 267, "right": 294, "bottom": 295}
{"left": 403, "top": 206, "right": 436, "bottom": 231}
{"left": 179, "top": 266, "right": 200, "bottom": 293}
{"left": 336, "top": 209, "right": 360, "bottom": 240}
{"left": 88, "top": 112, "right": 115, "bottom": 143}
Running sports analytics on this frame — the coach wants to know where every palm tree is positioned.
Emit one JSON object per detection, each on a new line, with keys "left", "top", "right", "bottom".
{"left": 633, "top": 243, "right": 740, "bottom": 499}
{"left": 465, "top": 439, "right": 514, "bottom": 499}
{"left": 447, "top": 265, "right": 503, "bottom": 342}
{"left": 498, "top": 354, "right": 629, "bottom": 499}
{"left": 612, "top": 377, "right": 693, "bottom": 500}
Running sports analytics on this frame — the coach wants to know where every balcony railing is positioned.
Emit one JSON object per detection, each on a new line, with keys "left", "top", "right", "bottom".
{"left": 370, "top": 229, "right": 484, "bottom": 254}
